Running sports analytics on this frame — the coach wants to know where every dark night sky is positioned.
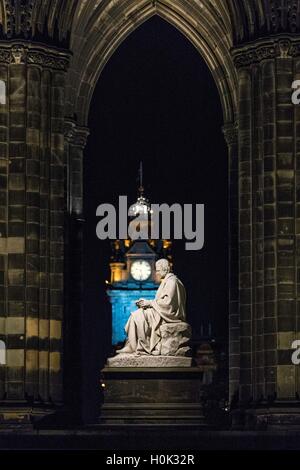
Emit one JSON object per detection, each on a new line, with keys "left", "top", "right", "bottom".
{"left": 82, "top": 17, "right": 228, "bottom": 415}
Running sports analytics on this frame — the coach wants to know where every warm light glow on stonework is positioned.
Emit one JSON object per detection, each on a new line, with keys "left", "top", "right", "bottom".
{"left": 278, "top": 332, "right": 295, "bottom": 350}
{"left": 39, "top": 320, "right": 49, "bottom": 339}
{"left": 26, "top": 318, "right": 38, "bottom": 337}
{"left": 6, "top": 317, "right": 24, "bottom": 335}
{"left": 110, "top": 262, "right": 125, "bottom": 283}
{"left": 39, "top": 351, "right": 49, "bottom": 369}
{"left": 49, "top": 352, "right": 61, "bottom": 372}
{"left": 163, "top": 240, "right": 172, "bottom": 249}
{"left": 50, "top": 320, "right": 62, "bottom": 340}
{"left": 7, "top": 349, "right": 24, "bottom": 367}
{"left": 26, "top": 350, "right": 38, "bottom": 371}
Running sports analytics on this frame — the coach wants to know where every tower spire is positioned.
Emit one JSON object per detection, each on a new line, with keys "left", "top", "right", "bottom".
{"left": 138, "top": 161, "right": 144, "bottom": 196}
{"left": 129, "top": 161, "right": 150, "bottom": 218}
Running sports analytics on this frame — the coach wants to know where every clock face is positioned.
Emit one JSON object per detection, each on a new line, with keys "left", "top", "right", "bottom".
{"left": 130, "top": 260, "right": 151, "bottom": 281}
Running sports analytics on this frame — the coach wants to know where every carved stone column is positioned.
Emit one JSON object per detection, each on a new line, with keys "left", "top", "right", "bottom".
{"left": 232, "top": 36, "right": 300, "bottom": 426}
{"left": 0, "top": 42, "right": 70, "bottom": 421}
{"left": 223, "top": 122, "right": 239, "bottom": 404}
{"left": 63, "top": 121, "right": 89, "bottom": 421}
{"left": 64, "top": 121, "right": 89, "bottom": 216}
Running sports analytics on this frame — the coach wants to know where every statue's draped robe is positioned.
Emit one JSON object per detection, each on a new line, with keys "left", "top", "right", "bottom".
{"left": 125, "top": 273, "right": 186, "bottom": 354}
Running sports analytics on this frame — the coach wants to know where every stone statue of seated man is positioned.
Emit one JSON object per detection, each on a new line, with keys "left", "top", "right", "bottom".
{"left": 116, "top": 258, "right": 191, "bottom": 357}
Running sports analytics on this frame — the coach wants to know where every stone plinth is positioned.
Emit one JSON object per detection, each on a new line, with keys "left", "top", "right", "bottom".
{"left": 106, "top": 354, "right": 192, "bottom": 368}
{"left": 99, "top": 367, "right": 205, "bottom": 425}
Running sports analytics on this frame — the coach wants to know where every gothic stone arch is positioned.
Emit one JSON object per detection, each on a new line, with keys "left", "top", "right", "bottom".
{"left": 66, "top": 0, "right": 237, "bottom": 125}
{"left": 63, "top": 0, "right": 300, "bottom": 426}
{"left": 65, "top": 0, "right": 238, "bottom": 409}
{"left": 0, "top": 0, "right": 300, "bottom": 428}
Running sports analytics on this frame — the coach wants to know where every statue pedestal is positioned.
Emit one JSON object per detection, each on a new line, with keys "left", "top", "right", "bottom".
{"left": 106, "top": 354, "right": 192, "bottom": 368}
{"left": 99, "top": 367, "right": 206, "bottom": 425}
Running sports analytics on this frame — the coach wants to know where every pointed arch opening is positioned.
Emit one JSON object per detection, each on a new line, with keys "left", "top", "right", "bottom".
{"left": 67, "top": 1, "right": 237, "bottom": 125}
{"left": 82, "top": 15, "right": 228, "bottom": 421}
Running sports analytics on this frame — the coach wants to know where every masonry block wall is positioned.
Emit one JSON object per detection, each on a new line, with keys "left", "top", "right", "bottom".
{"left": 0, "top": 44, "right": 69, "bottom": 405}
{"left": 1, "top": 0, "right": 300, "bottom": 426}
{"left": 232, "top": 38, "right": 300, "bottom": 403}
{"left": 223, "top": 123, "right": 239, "bottom": 402}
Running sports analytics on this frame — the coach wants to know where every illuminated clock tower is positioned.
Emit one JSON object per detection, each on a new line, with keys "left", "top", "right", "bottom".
{"left": 106, "top": 164, "right": 172, "bottom": 345}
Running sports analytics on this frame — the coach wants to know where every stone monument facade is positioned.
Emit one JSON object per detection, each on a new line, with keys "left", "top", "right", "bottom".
{"left": 0, "top": 0, "right": 300, "bottom": 428}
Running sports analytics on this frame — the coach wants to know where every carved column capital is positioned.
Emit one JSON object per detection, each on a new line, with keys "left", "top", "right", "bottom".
{"left": 232, "top": 36, "right": 300, "bottom": 69}
{"left": 0, "top": 41, "right": 71, "bottom": 70}
{"left": 72, "top": 127, "right": 90, "bottom": 149}
{"left": 64, "top": 120, "right": 89, "bottom": 149}
{"left": 64, "top": 120, "right": 76, "bottom": 142}
{"left": 1, "top": 0, "right": 75, "bottom": 47}
{"left": 222, "top": 122, "right": 238, "bottom": 146}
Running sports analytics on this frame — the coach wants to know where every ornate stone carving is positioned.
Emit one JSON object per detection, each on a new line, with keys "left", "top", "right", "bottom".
{"left": 223, "top": 122, "right": 238, "bottom": 146}
{"left": 0, "top": 49, "right": 11, "bottom": 64}
{"left": 0, "top": 43, "right": 70, "bottom": 70}
{"left": 64, "top": 120, "right": 76, "bottom": 142}
{"left": 233, "top": 44, "right": 278, "bottom": 68}
{"left": 290, "top": 42, "right": 300, "bottom": 57}
{"left": 279, "top": 39, "right": 291, "bottom": 58}
{"left": 64, "top": 121, "right": 89, "bottom": 148}
{"left": 233, "top": 37, "right": 300, "bottom": 68}
{"left": 287, "top": 0, "right": 299, "bottom": 33}
{"left": 27, "top": 50, "right": 70, "bottom": 71}
{"left": 11, "top": 45, "right": 25, "bottom": 64}
{"left": 72, "top": 129, "right": 90, "bottom": 149}
{"left": 231, "top": 1, "right": 300, "bottom": 45}
{"left": 270, "top": 0, "right": 281, "bottom": 32}
{"left": 5, "top": 0, "right": 34, "bottom": 39}
{"left": 1, "top": 0, "right": 76, "bottom": 46}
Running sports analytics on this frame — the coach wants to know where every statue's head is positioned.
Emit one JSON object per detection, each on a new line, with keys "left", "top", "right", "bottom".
{"left": 155, "top": 258, "right": 171, "bottom": 280}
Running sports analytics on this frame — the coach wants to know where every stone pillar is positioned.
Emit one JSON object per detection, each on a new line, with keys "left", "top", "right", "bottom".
{"left": 232, "top": 37, "right": 300, "bottom": 424}
{"left": 63, "top": 121, "right": 89, "bottom": 420}
{"left": 223, "top": 123, "right": 240, "bottom": 402}
{"left": 223, "top": 122, "right": 239, "bottom": 404}
{"left": 0, "top": 42, "right": 70, "bottom": 420}
{"left": 64, "top": 121, "right": 89, "bottom": 216}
